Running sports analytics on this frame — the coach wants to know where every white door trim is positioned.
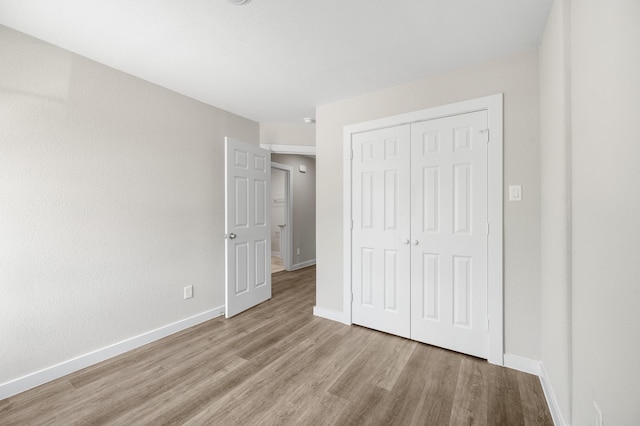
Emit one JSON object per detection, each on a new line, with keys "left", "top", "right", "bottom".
{"left": 342, "top": 94, "right": 504, "bottom": 366}
{"left": 271, "top": 162, "right": 294, "bottom": 271}
{"left": 261, "top": 144, "right": 316, "bottom": 157}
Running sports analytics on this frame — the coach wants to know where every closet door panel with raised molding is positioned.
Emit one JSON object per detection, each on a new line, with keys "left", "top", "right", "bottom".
{"left": 351, "top": 125, "right": 411, "bottom": 338}
{"left": 410, "top": 111, "right": 488, "bottom": 358}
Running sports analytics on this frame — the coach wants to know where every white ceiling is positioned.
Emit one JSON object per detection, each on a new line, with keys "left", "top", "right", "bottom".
{"left": 0, "top": 0, "right": 552, "bottom": 124}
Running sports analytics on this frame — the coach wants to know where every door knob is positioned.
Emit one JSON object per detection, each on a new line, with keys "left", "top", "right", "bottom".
{"left": 412, "top": 240, "right": 419, "bottom": 246}
{"left": 228, "top": 233, "right": 237, "bottom": 239}
{"left": 402, "top": 239, "right": 410, "bottom": 245}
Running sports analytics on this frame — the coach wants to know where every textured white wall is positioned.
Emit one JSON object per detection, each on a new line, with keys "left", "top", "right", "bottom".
{"left": 539, "top": 0, "right": 572, "bottom": 421}
{"left": 316, "top": 51, "right": 541, "bottom": 359}
{"left": 271, "top": 154, "right": 316, "bottom": 266}
{"left": 0, "top": 26, "right": 258, "bottom": 384}
{"left": 571, "top": 0, "right": 640, "bottom": 423}
{"left": 260, "top": 123, "right": 316, "bottom": 146}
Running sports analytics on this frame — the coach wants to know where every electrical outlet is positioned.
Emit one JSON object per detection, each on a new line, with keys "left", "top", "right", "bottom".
{"left": 593, "top": 401, "right": 603, "bottom": 426}
{"left": 184, "top": 285, "right": 194, "bottom": 299}
{"left": 296, "top": 248, "right": 301, "bottom": 255}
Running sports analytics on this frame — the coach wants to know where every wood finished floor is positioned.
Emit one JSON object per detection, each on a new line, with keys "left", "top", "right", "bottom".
{"left": 1, "top": 266, "right": 553, "bottom": 425}
{"left": 271, "top": 255, "right": 284, "bottom": 273}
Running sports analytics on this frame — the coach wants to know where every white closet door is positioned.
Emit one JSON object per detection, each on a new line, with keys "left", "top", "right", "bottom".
{"left": 409, "top": 111, "right": 488, "bottom": 358}
{"left": 351, "top": 125, "right": 411, "bottom": 338}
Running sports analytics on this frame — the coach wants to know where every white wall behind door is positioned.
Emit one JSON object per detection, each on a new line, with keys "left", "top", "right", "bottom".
{"left": 260, "top": 123, "right": 316, "bottom": 147}
{"left": 0, "top": 26, "right": 260, "bottom": 387}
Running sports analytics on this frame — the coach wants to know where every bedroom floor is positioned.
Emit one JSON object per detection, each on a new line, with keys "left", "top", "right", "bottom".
{"left": 1, "top": 266, "right": 552, "bottom": 425}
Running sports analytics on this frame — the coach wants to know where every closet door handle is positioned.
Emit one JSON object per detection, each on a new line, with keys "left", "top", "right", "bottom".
{"left": 412, "top": 240, "right": 419, "bottom": 246}
{"left": 402, "top": 239, "right": 410, "bottom": 245}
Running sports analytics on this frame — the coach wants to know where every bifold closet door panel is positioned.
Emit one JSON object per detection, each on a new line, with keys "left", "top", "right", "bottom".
{"left": 351, "top": 124, "right": 411, "bottom": 338}
{"left": 409, "top": 111, "right": 489, "bottom": 358}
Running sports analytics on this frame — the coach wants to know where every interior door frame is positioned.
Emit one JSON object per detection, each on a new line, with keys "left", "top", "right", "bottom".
{"left": 271, "top": 162, "right": 294, "bottom": 271}
{"left": 342, "top": 94, "right": 504, "bottom": 366}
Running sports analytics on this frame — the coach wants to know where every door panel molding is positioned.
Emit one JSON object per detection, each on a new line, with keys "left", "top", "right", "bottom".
{"left": 343, "top": 94, "right": 504, "bottom": 365}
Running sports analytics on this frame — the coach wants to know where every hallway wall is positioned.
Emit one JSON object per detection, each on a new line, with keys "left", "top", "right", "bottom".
{"left": 271, "top": 154, "right": 316, "bottom": 268}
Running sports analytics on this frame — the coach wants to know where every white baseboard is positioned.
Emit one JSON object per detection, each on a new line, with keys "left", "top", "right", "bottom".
{"left": 539, "top": 363, "right": 569, "bottom": 426}
{"left": 290, "top": 259, "right": 316, "bottom": 271}
{"left": 503, "top": 353, "right": 542, "bottom": 376}
{"left": 504, "top": 354, "right": 568, "bottom": 426}
{"left": 313, "top": 306, "right": 349, "bottom": 325}
{"left": 0, "top": 305, "right": 225, "bottom": 400}
{"left": 271, "top": 251, "right": 281, "bottom": 257}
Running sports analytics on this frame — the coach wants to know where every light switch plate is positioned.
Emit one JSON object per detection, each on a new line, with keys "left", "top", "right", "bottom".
{"left": 509, "top": 185, "right": 522, "bottom": 201}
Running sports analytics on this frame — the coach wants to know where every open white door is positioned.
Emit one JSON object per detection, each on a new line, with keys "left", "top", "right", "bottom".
{"left": 225, "top": 137, "right": 271, "bottom": 318}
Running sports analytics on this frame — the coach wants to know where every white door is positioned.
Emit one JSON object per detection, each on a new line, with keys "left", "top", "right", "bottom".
{"left": 351, "top": 125, "right": 411, "bottom": 338}
{"left": 225, "top": 137, "right": 271, "bottom": 318}
{"left": 350, "top": 111, "right": 489, "bottom": 358}
{"left": 410, "top": 111, "right": 488, "bottom": 358}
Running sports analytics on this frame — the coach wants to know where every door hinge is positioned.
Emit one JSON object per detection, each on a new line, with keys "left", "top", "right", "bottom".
{"left": 486, "top": 222, "right": 490, "bottom": 235}
{"left": 351, "top": 219, "right": 354, "bottom": 230}
{"left": 487, "top": 318, "right": 490, "bottom": 331}
{"left": 480, "top": 128, "right": 490, "bottom": 143}
{"left": 351, "top": 292, "right": 354, "bottom": 303}
{"left": 350, "top": 150, "right": 354, "bottom": 160}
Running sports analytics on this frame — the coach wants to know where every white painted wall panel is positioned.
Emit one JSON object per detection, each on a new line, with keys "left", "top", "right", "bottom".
{"left": 538, "top": 1, "right": 572, "bottom": 420}
{"left": 0, "top": 26, "right": 259, "bottom": 384}
{"left": 571, "top": 0, "right": 640, "bottom": 423}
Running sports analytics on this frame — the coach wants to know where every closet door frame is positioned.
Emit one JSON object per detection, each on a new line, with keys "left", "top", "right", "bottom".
{"left": 342, "top": 94, "right": 504, "bottom": 366}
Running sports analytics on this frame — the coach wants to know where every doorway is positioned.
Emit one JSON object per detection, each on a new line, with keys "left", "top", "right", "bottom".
{"left": 271, "top": 162, "right": 293, "bottom": 273}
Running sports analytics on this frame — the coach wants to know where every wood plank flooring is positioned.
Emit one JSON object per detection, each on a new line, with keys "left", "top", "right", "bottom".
{"left": 0, "top": 266, "right": 553, "bottom": 425}
{"left": 271, "top": 255, "right": 284, "bottom": 273}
